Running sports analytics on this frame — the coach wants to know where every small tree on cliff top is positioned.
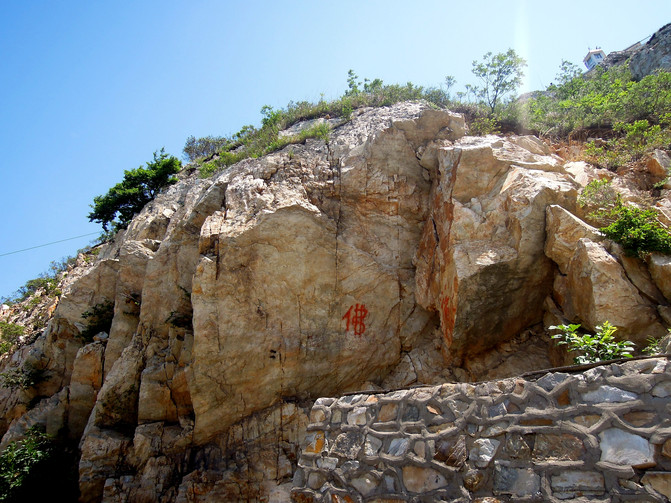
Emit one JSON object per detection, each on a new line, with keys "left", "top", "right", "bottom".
{"left": 471, "top": 49, "right": 527, "bottom": 115}
{"left": 88, "top": 149, "right": 181, "bottom": 232}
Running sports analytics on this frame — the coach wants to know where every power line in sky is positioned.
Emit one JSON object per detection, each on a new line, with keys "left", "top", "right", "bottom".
{"left": 0, "top": 232, "right": 101, "bottom": 258}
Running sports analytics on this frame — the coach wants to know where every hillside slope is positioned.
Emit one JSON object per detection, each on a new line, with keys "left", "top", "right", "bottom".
{"left": 2, "top": 101, "right": 671, "bottom": 501}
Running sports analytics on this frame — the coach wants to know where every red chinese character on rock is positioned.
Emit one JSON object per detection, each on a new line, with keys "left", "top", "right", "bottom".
{"left": 343, "top": 304, "right": 368, "bottom": 336}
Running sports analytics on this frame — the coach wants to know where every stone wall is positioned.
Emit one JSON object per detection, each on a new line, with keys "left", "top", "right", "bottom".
{"left": 292, "top": 357, "right": 671, "bottom": 502}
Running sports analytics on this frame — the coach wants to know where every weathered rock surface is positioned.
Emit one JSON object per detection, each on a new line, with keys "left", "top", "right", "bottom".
{"left": 414, "top": 135, "right": 577, "bottom": 362}
{"left": 559, "top": 238, "right": 666, "bottom": 342}
{"left": 630, "top": 22, "right": 671, "bottom": 80}
{"left": 1, "top": 101, "right": 671, "bottom": 501}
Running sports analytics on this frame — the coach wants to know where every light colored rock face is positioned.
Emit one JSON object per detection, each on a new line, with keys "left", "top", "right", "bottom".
{"left": 630, "top": 23, "right": 671, "bottom": 80}
{"left": 545, "top": 205, "right": 602, "bottom": 274}
{"left": 599, "top": 428, "right": 656, "bottom": 468}
{"left": 68, "top": 342, "right": 104, "bottom": 437}
{"left": 560, "top": 238, "right": 666, "bottom": 342}
{"left": 4, "top": 101, "right": 671, "bottom": 502}
{"left": 415, "top": 135, "right": 577, "bottom": 362}
{"left": 648, "top": 252, "right": 671, "bottom": 302}
{"left": 188, "top": 105, "right": 464, "bottom": 443}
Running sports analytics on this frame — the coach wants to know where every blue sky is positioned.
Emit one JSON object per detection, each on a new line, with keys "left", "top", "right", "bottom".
{"left": 1, "top": 1, "right": 670, "bottom": 299}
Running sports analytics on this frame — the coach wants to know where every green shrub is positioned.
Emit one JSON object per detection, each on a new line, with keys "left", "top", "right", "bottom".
{"left": 11, "top": 276, "right": 60, "bottom": 304}
{"left": 0, "top": 426, "right": 78, "bottom": 501}
{"left": 0, "top": 323, "right": 23, "bottom": 355}
{"left": 470, "top": 49, "right": 527, "bottom": 115}
{"left": 582, "top": 119, "right": 671, "bottom": 169}
{"left": 88, "top": 149, "right": 181, "bottom": 231}
{"left": 600, "top": 202, "right": 671, "bottom": 257}
{"left": 79, "top": 300, "right": 114, "bottom": 342}
{"left": 0, "top": 364, "right": 45, "bottom": 390}
{"left": 469, "top": 117, "right": 500, "bottom": 136}
{"left": 198, "top": 122, "right": 333, "bottom": 178}
{"left": 183, "top": 135, "right": 229, "bottom": 162}
{"left": 578, "top": 178, "right": 620, "bottom": 225}
{"left": 526, "top": 66, "right": 671, "bottom": 138}
{"left": 0, "top": 427, "right": 53, "bottom": 501}
{"left": 642, "top": 335, "right": 664, "bottom": 355}
{"left": 549, "top": 321, "right": 634, "bottom": 364}
{"left": 190, "top": 70, "right": 461, "bottom": 178}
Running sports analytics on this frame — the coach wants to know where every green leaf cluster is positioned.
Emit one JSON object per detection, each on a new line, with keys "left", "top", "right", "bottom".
{"left": 88, "top": 149, "right": 181, "bottom": 231}
{"left": 577, "top": 178, "right": 619, "bottom": 226}
{"left": 583, "top": 118, "right": 671, "bottom": 170}
{"left": 0, "top": 364, "right": 45, "bottom": 390}
{"left": 79, "top": 300, "right": 115, "bottom": 342}
{"left": 600, "top": 201, "right": 671, "bottom": 257}
{"left": 0, "top": 323, "right": 23, "bottom": 355}
{"left": 183, "top": 135, "right": 229, "bottom": 162}
{"left": 469, "top": 49, "right": 527, "bottom": 115}
{"left": 0, "top": 426, "right": 78, "bottom": 502}
{"left": 642, "top": 335, "right": 664, "bottom": 355}
{"left": 549, "top": 321, "right": 634, "bottom": 364}
{"left": 527, "top": 65, "right": 671, "bottom": 137}
{"left": 186, "top": 71, "right": 457, "bottom": 177}
{"left": 0, "top": 427, "right": 53, "bottom": 501}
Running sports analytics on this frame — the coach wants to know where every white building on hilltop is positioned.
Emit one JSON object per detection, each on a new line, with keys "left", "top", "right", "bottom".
{"left": 583, "top": 48, "right": 606, "bottom": 70}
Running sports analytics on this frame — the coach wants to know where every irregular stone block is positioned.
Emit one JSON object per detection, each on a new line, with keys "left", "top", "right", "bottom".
{"left": 505, "top": 434, "right": 531, "bottom": 460}
{"left": 347, "top": 407, "right": 368, "bottom": 426}
{"left": 307, "top": 471, "right": 326, "bottom": 490}
{"left": 310, "top": 408, "right": 326, "bottom": 423}
{"left": 488, "top": 402, "right": 507, "bottom": 418}
{"left": 573, "top": 414, "right": 601, "bottom": 428}
{"left": 481, "top": 421, "right": 508, "bottom": 437}
{"left": 646, "top": 149, "right": 671, "bottom": 179}
{"left": 582, "top": 385, "right": 638, "bottom": 403}
{"left": 641, "top": 472, "right": 671, "bottom": 498}
{"left": 564, "top": 238, "right": 666, "bottom": 342}
{"left": 377, "top": 403, "right": 398, "bottom": 422}
{"left": 330, "top": 431, "right": 364, "bottom": 459}
{"left": 599, "top": 428, "right": 655, "bottom": 468}
{"left": 463, "top": 470, "right": 485, "bottom": 492}
{"left": 352, "top": 473, "right": 379, "bottom": 496}
{"left": 545, "top": 205, "right": 601, "bottom": 275}
{"left": 649, "top": 252, "right": 671, "bottom": 303}
{"left": 331, "top": 409, "right": 342, "bottom": 424}
{"left": 470, "top": 438, "right": 500, "bottom": 467}
{"left": 316, "top": 457, "right": 338, "bottom": 470}
{"left": 387, "top": 437, "right": 409, "bottom": 457}
{"left": 402, "top": 404, "right": 420, "bottom": 422}
{"left": 551, "top": 470, "right": 605, "bottom": 498}
{"left": 364, "top": 435, "right": 382, "bottom": 456}
{"left": 623, "top": 411, "right": 656, "bottom": 427}
{"left": 304, "top": 431, "right": 325, "bottom": 454}
{"left": 663, "top": 438, "right": 671, "bottom": 458}
{"left": 533, "top": 433, "right": 584, "bottom": 461}
{"left": 556, "top": 389, "right": 571, "bottom": 406}
{"left": 290, "top": 490, "right": 316, "bottom": 503}
{"left": 340, "top": 394, "right": 364, "bottom": 405}
{"left": 435, "top": 435, "right": 467, "bottom": 467}
{"left": 519, "top": 418, "right": 553, "bottom": 426}
{"left": 402, "top": 466, "right": 448, "bottom": 493}
{"left": 493, "top": 463, "right": 540, "bottom": 496}
{"left": 652, "top": 381, "right": 671, "bottom": 397}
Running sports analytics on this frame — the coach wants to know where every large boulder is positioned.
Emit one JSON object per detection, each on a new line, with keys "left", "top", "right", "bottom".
{"left": 189, "top": 104, "right": 465, "bottom": 442}
{"left": 414, "top": 135, "right": 578, "bottom": 363}
{"left": 560, "top": 238, "right": 666, "bottom": 343}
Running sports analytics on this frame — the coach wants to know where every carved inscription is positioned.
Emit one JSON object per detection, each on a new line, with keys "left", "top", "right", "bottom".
{"left": 343, "top": 304, "right": 368, "bottom": 336}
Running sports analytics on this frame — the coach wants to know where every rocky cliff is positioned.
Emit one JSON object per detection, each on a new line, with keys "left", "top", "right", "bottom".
{"left": 598, "top": 22, "right": 671, "bottom": 79}
{"left": 1, "top": 101, "right": 671, "bottom": 502}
